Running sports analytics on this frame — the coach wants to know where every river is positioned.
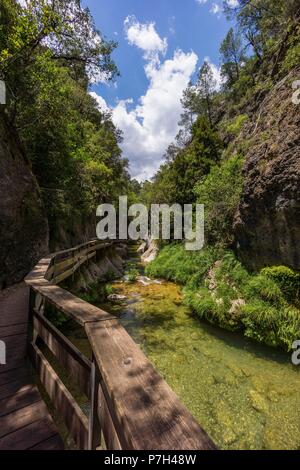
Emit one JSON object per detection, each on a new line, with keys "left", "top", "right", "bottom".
{"left": 65, "top": 248, "right": 300, "bottom": 450}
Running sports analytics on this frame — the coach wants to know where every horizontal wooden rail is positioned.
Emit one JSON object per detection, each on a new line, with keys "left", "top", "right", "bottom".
{"left": 25, "top": 239, "right": 216, "bottom": 451}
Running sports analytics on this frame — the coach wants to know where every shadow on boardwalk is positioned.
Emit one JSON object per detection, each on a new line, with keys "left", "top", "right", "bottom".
{"left": 0, "top": 283, "right": 64, "bottom": 450}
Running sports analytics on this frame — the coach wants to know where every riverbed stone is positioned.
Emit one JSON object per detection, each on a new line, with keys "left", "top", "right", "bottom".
{"left": 249, "top": 390, "right": 269, "bottom": 413}
{"left": 107, "top": 294, "right": 127, "bottom": 302}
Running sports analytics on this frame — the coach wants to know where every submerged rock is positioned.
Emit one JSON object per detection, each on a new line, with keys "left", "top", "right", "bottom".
{"left": 249, "top": 390, "right": 269, "bottom": 413}
{"left": 107, "top": 294, "right": 127, "bottom": 302}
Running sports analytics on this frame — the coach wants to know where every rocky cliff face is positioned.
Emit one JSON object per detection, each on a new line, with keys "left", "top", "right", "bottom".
{"left": 234, "top": 69, "right": 300, "bottom": 271}
{"left": 0, "top": 111, "right": 49, "bottom": 288}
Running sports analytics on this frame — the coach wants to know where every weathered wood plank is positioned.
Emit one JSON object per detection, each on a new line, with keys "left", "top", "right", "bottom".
{"left": 1, "top": 334, "right": 27, "bottom": 366}
{"left": 33, "top": 310, "right": 91, "bottom": 396}
{"left": 30, "top": 343, "right": 89, "bottom": 449}
{"left": 0, "top": 417, "right": 62, "bottom": 450}
{"left": 0, "top": 376, "right": 33, "bottom": 401}
{"left": 0, "top": 282, "right": 63, "bottom": 451}
{"left": 0, "top": 386, "right": 41, "bottom": 417}
{"left": 98, "top": 383, "right": 121, "bottom": 450}
{"left": 86, "top": 320, "right": 216, "bottom": 451}
{"left": 30, "top": 433, "right": 65, "bottom": 450}
{"left": 25, "top": 257, "right": 54, "bottom": 285}
{"left": 0, "top": 399, "right": 50, "bottom": 439}
{"left": 0, "top": 359, "right": 26, "bottom": 374}
{"left": 0, "top": 366, "right": 29, "bottom": 386}
{"left": 31, "top": 284, "right": 115, "bottom": 326}
{"left": 26, "top": 241, "right": 114, "bottom": 286}
{"left": 0, "top": 323, "right": 28, "bottom": 338}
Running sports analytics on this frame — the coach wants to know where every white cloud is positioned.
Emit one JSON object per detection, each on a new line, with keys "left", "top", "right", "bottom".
{"left": 89, "top": 91, "right": 110, "bottom": 113}
{"left": 196, "top": 0, "right": 225, "bottom": 17}
{"left": 86, "top": 17, "right": 195, "bottom": 181}
{"left": 113, "top": 49, "right": 198, "bottom": 181}
{"left": 226, "top": 0, "right": 239, "bottom": 7}
{"left": 124, "top": 15, "right": 167, "bottom": 62}
{"left": 210, "top": 3, "right": 222, "bottom": 15}
{"left": 91, "top": 18, "right": 225, "bottom": 182}
{"left": 204, "top": 57, "right": 224, "bottom": 91}
{"left": 90, "top": 19, "right": 225, "bottom": 182}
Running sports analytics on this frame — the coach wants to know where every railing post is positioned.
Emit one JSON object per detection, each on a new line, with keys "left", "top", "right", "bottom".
{"left": 88, "top": 359, "right": 101, "bottom": 450}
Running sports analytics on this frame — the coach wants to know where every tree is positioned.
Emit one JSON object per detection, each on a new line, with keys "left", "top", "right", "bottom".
{"left": 166, "top": 117, "right": 222, "bottom": 206}
{"left": 0, "top": 0, "right": 129, "bottom": 244}
{"left": 179, "top": 61, "right": 218, "bottom": 139}
{"left": 196, "top": 61, "right": 217, "bottom": 127}
{"left": 0, "top": 0, "right": 118, "bottom": 83}
{"left": 220, "top": 28, "right": 244, "bottom": 87}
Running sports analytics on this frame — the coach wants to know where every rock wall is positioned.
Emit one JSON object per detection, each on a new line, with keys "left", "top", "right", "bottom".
{"left": 234, "top": 70, "right": 300, "bottom": 271}
{"left": 0, "top": 111, "right": 49, "bottom": 288}
{"left": 71, "top": 244, "right": 127, "bottom": 291}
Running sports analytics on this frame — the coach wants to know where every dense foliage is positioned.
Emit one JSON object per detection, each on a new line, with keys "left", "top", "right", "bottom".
{"left": 146, "top": 245, "right": 300, "bottom": 351}
{"left": 145, "top": 0, "right": 300, "bottom": 350}
{"left": 0, "top": 0, "right": 130, "bottom": 242}
{"left": 141, "top": 0, "right": 300, "bottom": 244}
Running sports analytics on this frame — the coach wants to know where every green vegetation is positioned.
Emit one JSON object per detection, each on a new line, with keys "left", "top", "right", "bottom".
{"left": 0, "top": 0, "right": 132, "bottom": 245}
{"left": 125, "top": 265, "right": 140, "bottom": 283}
{"left": 142, "top": 1, "right": 300, "bottom": 353}
{"left": 194, "top": 155, "right": 244, "bottom": 245}
{"left": 147, "top": 246, "right": 300, "bottom": 351}
{"left": 79, "top": 282, "right": 114, "bottom": 304}
{"left": 140, "top": 0, "right": 300, "bottom": 212}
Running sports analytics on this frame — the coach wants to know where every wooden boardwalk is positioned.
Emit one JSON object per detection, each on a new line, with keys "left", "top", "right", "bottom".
{"left": 0, "top": 283, "right": 64, "bottom": 450}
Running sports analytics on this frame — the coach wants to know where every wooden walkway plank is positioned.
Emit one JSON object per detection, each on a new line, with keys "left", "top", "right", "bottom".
{"left": 30, "top": 433, "right": 65, "bottom": 450}
{"left": 0, "top": 283, "right": 64, "bottom": 450}
{"left": 0, "top": 400, "right": 51, "bottom": 439}
{"left": 0, "top": 375, "right": 32, "bottom": 401}
{"left": 0, "top": 386, "right": 41, "bottom": 417}
{"left": 0, "top": 416, "right": 63, "bottom": 450}
{"left": 0, "top": 323, "right": 28, "bottom": 338}
{"left": 0, "top": 366, "right": 29, "bottom": 386}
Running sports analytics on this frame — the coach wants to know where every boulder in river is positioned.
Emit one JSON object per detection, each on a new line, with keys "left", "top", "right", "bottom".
{"left": 107, "top": 294, "right": 127, "bottom": 302}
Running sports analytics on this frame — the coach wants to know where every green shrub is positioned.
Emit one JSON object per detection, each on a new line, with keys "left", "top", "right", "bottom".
{"left": 145, "top": 244, "right": 221, "bottom": 286}
{"left": 262, "top": 266, "right": 300, "bottom": 303}
{"left": 79, "top": 282, "right": 113, "bottom": 304}
{"left": 126, "top": 267, "right": 140, "bottom": 282}
{"left": 241, "top": 301, "right": 300, "bottom": 351}
{"left": 245, "top": 275, "right": 283, "bottom": 304}
{"left": 146, "top": 244, "right": 300, "bottom": 351}
{"left": 225, "top": 114, "right": 248, "bottom": 136}
{"left": 282, "top": 42, "right": 300, "bottom": 73}
{"left": 45, "top": 303, "right": 69, "bottom": 327}
{"left": 194, "top": 155, "right": 244, "bottom": 245}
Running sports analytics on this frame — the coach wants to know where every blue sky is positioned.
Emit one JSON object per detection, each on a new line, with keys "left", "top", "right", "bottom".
{"left": 83, "top": 0, "right": 235, "bottom": 180}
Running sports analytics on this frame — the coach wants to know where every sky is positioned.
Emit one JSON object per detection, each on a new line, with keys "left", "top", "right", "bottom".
{"left": 83, "top": 0, "right": 236, "bottom": 181}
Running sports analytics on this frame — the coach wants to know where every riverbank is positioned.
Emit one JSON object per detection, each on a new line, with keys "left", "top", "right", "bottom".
{"left": 65, "top": 255, "right": 300, "bottom": 450}
{"left": 145, "top": 244, "right": 300, "bottom": 352}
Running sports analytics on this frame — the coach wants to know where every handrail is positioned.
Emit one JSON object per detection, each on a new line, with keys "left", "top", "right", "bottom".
{"left": 25, "top": 240, "right": 216, "bottom": 450}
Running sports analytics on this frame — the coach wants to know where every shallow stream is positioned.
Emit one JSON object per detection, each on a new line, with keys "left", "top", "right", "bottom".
{"left": 66, "top": 249, "right": 300, "bottom": 450}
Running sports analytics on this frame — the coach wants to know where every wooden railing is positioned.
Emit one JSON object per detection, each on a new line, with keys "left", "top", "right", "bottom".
{"left": 25, "top": 240, "right": 216, "bottom": 450}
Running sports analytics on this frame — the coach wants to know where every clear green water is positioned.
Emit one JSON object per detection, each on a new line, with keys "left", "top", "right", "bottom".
{"left": 67, "top": 256, "right": 300, "bottom": 450}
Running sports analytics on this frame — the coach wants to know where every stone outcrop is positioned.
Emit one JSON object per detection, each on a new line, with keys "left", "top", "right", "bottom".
{"left": 140, "top": 239, "right": 159, "bottom": 264}
{"left": 234, "top": 69, "right": 300, "bottom": 271}
{"left": 0, "top": 111, "right": 49, "bottom": 288}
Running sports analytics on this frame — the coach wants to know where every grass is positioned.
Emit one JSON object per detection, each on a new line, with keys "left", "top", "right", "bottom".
{"left": 146, "top": 244, "right": 300, "bottom": 351}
